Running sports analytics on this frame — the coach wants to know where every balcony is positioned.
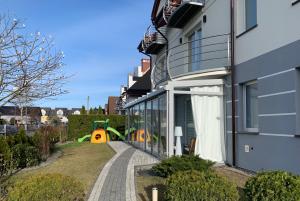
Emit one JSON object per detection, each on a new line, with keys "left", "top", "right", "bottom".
{"left": 163, "top": 0, "right": 205, "bottom": 28}
{"left": 151, "top": 56, "right": 169, "bottom": 88}
{"left": 167, "top": 33, "right": 231, "bottom": 79}
{"left": 138, "top": 26, "right": 166, "bottom": 55}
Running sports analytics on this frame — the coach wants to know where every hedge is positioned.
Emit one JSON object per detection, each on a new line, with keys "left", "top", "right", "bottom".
{"left": 68, "top": 115, "right": 126, "bottom": 140}
{"left": 7, "top": 173, "right": 85, "bottom": 201}
{"left": 165, "top": 170, "right": 239, "bottom": 201}
{"left": 244, "top": 171, "right": 300, "bottom": 201}
{"left": 152, "top": 155, "right": 214, "bottom": 178}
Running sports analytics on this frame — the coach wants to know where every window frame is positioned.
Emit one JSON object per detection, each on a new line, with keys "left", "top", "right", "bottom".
{"left": 188, "top": 27, "right": 202, "bottom": 72}
{"left": 236, "top": 0, "right": 258, "bottom": 37}
{"left": 243, "top": 80, "right": 259, "bottom": 132}
{"left": 245, "top": 0, "right": 257, "bottom": 30}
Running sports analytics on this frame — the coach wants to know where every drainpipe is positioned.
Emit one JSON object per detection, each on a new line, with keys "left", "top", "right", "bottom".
{"left": 230, "top": 0, "right": 236, "bottom": 167}
{"left": 154, "top": 25, "right": 169, "bottom": 56}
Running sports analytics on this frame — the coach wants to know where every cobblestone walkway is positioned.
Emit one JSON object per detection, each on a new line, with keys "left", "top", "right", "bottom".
{"left": 88, "top": 142, "right": 160, "bottom": 201}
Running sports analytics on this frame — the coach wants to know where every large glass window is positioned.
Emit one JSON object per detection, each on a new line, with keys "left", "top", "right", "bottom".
{"left": 185, "top": 99, "right": 196, "bottom": 146}
{"left": 152, "top": 99, "right": 159, "bottom": 156}
{"left": 133, "top": 105, "right": 139, "bottom": 147}
{"left": 127, "top": 93, "right": 168, "bottom": 157}
{"left": 138, "top": 103, "right": 145, "bottom": 150}
{"left": 129, "top": 108, "right": 134, "bottom": 144}
{"left": 146, "top": 101, "right": 152, "bottom": 153}
{"left": 189, "top": 29, "right": 202, "bottom": 72}
{"left": 245, "top": 0, "right": 257, "bottom": 30}
{"left": 244, "top": 81, "right": 258, "bottom": 131}
{"left": 159, "top": 94, "right": 167, "bottom": 157}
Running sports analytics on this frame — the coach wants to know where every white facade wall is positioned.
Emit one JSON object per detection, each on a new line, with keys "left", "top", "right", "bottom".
{"left": 235, "top": 0, "right": 300, "bottom": 64}
{"left": 153, "top": 0, "right": 231, "bottom": 81}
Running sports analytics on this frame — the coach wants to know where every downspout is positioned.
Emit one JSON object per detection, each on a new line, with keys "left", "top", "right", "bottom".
{"left": 230, "top": 0, "right": 236, "bottom": 167}
{"left": 154, "top": 25, "right": 169, "bottom": 56}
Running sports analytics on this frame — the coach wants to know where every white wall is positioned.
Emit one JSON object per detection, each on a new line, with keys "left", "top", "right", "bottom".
{"left": 161, "top": 0, "right": 231, "bottom": 78}
{"left": 235, "top": 0, "right": 300, "bottom": 65}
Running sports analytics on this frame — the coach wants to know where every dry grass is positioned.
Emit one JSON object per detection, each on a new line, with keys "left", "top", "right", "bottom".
{"left": 136, "top": 174, "right": 166, "bottom": 201}
{"left": 214, "top": 166, "right": 251, "bottom": 188}
{"left": 4, "top": 142, "right": 115, "bottom": 197}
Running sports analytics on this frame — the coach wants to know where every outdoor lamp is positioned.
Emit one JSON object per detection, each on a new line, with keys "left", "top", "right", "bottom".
{"left": 175, "top": 126, "right": 183, "bottom": 156}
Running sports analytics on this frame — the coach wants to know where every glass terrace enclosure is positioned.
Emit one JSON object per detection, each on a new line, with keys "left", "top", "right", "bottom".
{"left": 125, "top": 79, "right": 226, "bottom": 160}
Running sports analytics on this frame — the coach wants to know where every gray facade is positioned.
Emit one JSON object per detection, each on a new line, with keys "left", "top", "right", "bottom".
{"left": 226, "top": 39, "right": 300, "bottom": 174}
{"left": 126, "top": 0, "right": 300, "bottom": 175}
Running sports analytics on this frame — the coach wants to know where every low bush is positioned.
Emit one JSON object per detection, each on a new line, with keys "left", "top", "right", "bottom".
{"left": 12, "top": 144, "right": 40, "bottom": 168}
{"left": 152, "top": 155, "right": 214, "bottom": 178}
{"left": 32, "top": 126, "right": 60, "bottom": 161}
{"left": 0, "top": 137, "right": 12, "bottom": 176}
{"left": 165, "top": 170, "right": 239, "bottom": 201}
{"left": 7, "top": 173, "right": 85, "bottom": 201}
{"left": 244, "top": 171, "right": 300, "bottom": 201}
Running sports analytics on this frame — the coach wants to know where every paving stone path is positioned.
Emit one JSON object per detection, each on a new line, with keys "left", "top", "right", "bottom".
{"left": 88, "top": 142, "right": 160, "bottom": 201}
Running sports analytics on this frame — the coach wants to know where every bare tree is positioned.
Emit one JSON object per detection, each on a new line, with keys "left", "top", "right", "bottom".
{"left": 0, "top": 14, "right": 68, "bottom": 107}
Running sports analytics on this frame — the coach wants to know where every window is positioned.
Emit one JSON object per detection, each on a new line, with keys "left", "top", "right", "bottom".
{"left": 237, "top": 0, "right": 257, "bottom": 35}
{"left": 245, "top": 0, "right": 257, "bottom": 30}
{"left": 189, "top": 28, "right": 202, "bottom": 72}
{"left": 244, "top": 81, "right": 258, "bottom": 131}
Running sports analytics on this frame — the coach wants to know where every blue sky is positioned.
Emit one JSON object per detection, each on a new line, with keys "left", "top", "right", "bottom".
{"left": 0, "top": 0, "right": 153, "bottom": 109}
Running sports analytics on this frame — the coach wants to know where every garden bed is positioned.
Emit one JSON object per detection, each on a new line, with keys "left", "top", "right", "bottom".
{"left": 1, "top": 142, "right": 115, "bottom": 200}
{"left": 135, "top": 163, "right": 251, "bottom": 201}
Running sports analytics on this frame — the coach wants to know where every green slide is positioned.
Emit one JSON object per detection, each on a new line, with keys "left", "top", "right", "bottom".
{"left": 125, "top": 127, "right": 136, "bottom": 136}
{"left": 78, "top": 134, "right": 92, "bottom": 143}
{"left": 107, "top": 127, "right": 125, "bottom": 141}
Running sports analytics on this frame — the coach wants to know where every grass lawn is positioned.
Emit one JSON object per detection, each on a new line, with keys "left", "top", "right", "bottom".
{"left": 1, "top": 142, "right": 115, "bottom": 200}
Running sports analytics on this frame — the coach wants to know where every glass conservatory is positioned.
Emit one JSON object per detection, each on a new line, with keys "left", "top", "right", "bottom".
{"left": 125, "top": 79, "right": 226, "bottom": 161}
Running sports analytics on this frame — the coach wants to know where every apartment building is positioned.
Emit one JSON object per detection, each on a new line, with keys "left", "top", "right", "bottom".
{"left": 125, "top": 0, "right": 300, "bottom": 174}
{"left": 116, "top": 59, "right": 151, "bottom": 114}
{"left": 229, "top": 0, "right": 300, "bottom": 173}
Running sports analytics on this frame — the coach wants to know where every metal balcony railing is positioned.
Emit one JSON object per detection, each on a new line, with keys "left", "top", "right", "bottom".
{"left": 163, "top": 0, "right": 205, "bottom": 28}
{"left": 167, "top": 34, "right": 231, "bottom": 79}
{"left": 151, "top": 57, "right": 169, "bottom": 88}
{"left": 138, "top": 25, "right": 166, "bottom": 54}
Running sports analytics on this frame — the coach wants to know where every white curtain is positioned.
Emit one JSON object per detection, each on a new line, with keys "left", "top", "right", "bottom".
{"left": 191, "top": 86, "right": 225, "bottom": 163}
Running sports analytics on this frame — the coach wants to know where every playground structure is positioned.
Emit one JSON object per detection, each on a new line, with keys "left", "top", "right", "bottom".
{"left": 77, "top": 119, "right": 158, "bottom": 144}
{"left": 78, "top": 119, "right": 125, "bottom": 144}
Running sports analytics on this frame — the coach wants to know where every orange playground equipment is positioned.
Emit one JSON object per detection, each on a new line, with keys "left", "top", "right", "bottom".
{"left": 77, "top": 119, "right": 125, "bottom": 144}
{"left": 91, "top": 129, "right": 110, "bottom": 144}
{"left": 132, "top": 129, "right": 151, "bottom": 143}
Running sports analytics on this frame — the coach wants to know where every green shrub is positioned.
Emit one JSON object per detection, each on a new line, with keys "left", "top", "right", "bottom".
{"left": 165, "top": 170, "right": 239, "bottom": 201}
{"left": 0, "top": 137, "right": 12, "bottom": 176}
{"left": 152, "top": 155, "right": 214, "bottom": 178}
{"left": 244, "top": 171, "right": 300, "bottom": 201}
{"left": 32, "top": 126, "right": 60, "bottom": 161}
{"left": 12, "top": 144, "right": 40, "bottom": 168}
{"left": 68, "top": 114, "right": 125, "bottom": 140}
{"left": 7, "top": 173, "right": 85, "bottom": 201}
{"left": 14, "top": 129, "right": 29, "bottom": 145}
